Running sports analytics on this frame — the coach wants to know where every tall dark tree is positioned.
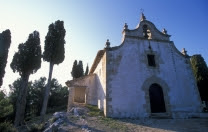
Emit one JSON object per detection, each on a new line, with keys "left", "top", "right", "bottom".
{"left": 0, "top": 29, "right": 11, "bottom": 87}
{"left": 71, "top": 60, "right": 85, "bottom": 79}
{"left": 9, "top": 78, "right": 32, "bottom": 121}
{"left": 41, "top": 20, "right": 66, "bottom": 120}
{"left": 85, "top": 64, "right": 89, "bottom": 76}
{"left": 190, "top": 54, "right": 208, "bottom": 102}
{"left": 71, "top": 60, "right": 78, "bottom": 79}
{"left": 10, "top": 31, "right": 41, "bottom": 126}
{"left": 78, "top": 60, "right": 84, "bottom": 77}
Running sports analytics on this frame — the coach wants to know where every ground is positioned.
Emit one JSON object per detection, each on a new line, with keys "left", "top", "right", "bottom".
{"left": 23, "top": 104, "right": 208, "bottom": 132}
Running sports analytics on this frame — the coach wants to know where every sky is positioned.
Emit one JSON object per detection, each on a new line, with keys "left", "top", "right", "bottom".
{"left": 0, "top": 0, "right": 208, "bottom": 93}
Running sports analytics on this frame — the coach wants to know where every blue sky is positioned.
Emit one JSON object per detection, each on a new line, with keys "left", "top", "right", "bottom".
{"left": 0, "top": 0, "right": 207, "bottom": 92}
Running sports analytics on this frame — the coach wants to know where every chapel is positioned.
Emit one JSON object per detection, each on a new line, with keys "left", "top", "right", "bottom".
{"left": 66, "top": 13, "right": 202, "bottom": 118}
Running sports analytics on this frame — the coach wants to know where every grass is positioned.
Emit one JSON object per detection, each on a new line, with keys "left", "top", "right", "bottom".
{"left": 100, "top": 117, "right": 128, "bottom": 131}
{"left": 28, "top": 123, "right": 45, "bottom": 132}
{"left": 86, "top": 104, "right": 128, "bottom": 131}
{"left": 86, "top": 104, "right": 104, "bottom": 116}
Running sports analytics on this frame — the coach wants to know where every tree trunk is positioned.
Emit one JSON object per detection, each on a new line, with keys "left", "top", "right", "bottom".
{"left": 14, "top": 74, "right": 29, "bottom": 127}
{"left": 40, "top": 62, "right": 54, "bottom": 121}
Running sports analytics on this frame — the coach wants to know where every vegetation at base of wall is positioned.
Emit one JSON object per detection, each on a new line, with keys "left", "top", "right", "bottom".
{"left": 86, "top": 104, "right": 127, "bottom": 131}
{"left": 99, "top": 117, "right": 128, "bottom": 131}
{"left": 86, "top": 104, "right": 104, "bottom": 116}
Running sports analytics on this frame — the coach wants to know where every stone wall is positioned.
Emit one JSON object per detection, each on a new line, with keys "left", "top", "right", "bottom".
{"left": 66, "top": 74, "right": 98, "bottom": 111}
{"left": 106, "top": 37, "right": 201, "bottom": 118}
{"left": 93, "top": 52, "right": 107, "bottom": 114}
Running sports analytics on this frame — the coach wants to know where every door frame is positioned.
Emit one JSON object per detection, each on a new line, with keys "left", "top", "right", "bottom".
{"left": 141, "top": 76, "right": 171, "bottom": 115}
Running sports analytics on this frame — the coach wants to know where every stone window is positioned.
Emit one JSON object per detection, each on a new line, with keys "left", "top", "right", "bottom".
{"left": 147, "top": 54, "right": 156, "bottom": 67}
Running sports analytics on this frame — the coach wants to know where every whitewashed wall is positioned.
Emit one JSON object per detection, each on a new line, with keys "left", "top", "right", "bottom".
{"left": 106, "top": 37, "right": 201, "bottom": 118}
{"left": 93, "top": 52, "right": 107, "bottom": 114}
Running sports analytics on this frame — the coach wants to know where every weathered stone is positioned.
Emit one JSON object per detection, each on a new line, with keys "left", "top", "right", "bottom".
{"left": 65, "top": 13, "right": 202, "bottom": 119}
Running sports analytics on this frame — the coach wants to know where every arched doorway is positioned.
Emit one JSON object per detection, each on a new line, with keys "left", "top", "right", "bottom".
{"left": 149, "top": 83, "right": 166, "bottom": 113}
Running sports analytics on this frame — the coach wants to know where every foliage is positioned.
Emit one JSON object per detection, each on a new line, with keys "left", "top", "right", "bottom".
{"left": 10, "top": 31, "right": 41, "bottom": 76}
{"left": 190, "top": 54, "right": 208, "bottom": 101}
{"left": 78, "top": 60, "right": 84, "bottom": 77}
{"left": 9, "top": 78, "right": 32, "bottom": 121}
{"left": 86, "top": 105, "right": 104, "bottom": 117}
{"left": 10, "top": 31, "right": 42, "bottom": 126}
{"left": 86, "top": 105, "right": 127, "bottom": 131}
{"left": 29, "top": 123, "right": 45, "bottom": 132}
{"left": 26, "top": 77, "right": 46, "bottom": 118}
{"left": 48, "top": 78, "right": 69, "bottom": 109}
{"left": 0, "top": 29, "right": 11, "bottom": 87}
{"left": 100, "top": 117, "right": 127, "bottom": 131}
{"left": 41, "top": 20, "right": 66, "bottom": 119}
{"left": 71, "top": 60, "right": 85, "bottom": 79}
{"left": 85, "top": 64, "right": 89, "bottom": 76}
{"left": 9, "top": 77, "right": 68, "bottom": 121}
{"left": 71, "top": 60, "right": 78, "bottom": 79}
{"left": 0, "top": 91, "right": 13, "bottom": 122}
{"left": 0, "top": 122, "right": 17, "bottom": 132}
{"left": 8, "top": 78, "right": 22, "bottom": 120}
{"left": 43, "top": 20, "right": 66, "bottom": 64}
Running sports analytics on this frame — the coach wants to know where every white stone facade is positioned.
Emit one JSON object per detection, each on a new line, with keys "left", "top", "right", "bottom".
{"left": 66, "top": 14, "right": 202, "bottom": 118}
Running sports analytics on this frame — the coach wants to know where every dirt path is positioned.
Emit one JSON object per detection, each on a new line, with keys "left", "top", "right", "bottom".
{"left": 57, "top": 105, "right": 208, "bottom": 132}
{"left": 60, "top": 116, "right": 208, "bottom": 132}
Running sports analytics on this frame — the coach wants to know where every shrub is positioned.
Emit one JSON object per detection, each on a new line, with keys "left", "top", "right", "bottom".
{"left": 0, "top": 122, "right": 17, "bottom": 132}
{"left": 29, "top": 123, "right": 45, "bottom": 132}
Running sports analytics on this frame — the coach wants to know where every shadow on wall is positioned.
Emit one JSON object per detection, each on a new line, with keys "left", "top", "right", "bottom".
{"left": 95, "top": 74, "right": 105, "bottom": 111}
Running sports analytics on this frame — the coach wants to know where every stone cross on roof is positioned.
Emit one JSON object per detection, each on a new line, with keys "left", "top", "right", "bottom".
{"left": 140, "top": 12, "right": 146, "bottom": 21}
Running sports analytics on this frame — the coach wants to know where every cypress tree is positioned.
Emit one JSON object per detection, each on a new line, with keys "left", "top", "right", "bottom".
{"left": 190, "top": 54, "right": 208, "bottom": 102}
{"left": 85, "top": 64, "right": 89, "bottom": 76}
{"left": 78, "top": 60, "right": 84, "bottom": 77}
{"left": 71, "top": 60, "right": 78, "bottom": 79}
{"left": 41, "top": 20, "right": 66, "bottom": 121}
{"left": 10, "top": 31, "right": 41, "bottom": 126}
{"left": 0, "top": 29, "right": 11, "bottom": 87}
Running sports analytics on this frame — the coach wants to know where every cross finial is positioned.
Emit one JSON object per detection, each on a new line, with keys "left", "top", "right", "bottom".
{"left": 140, "top": 9, "right": 146, "bottom": 21}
